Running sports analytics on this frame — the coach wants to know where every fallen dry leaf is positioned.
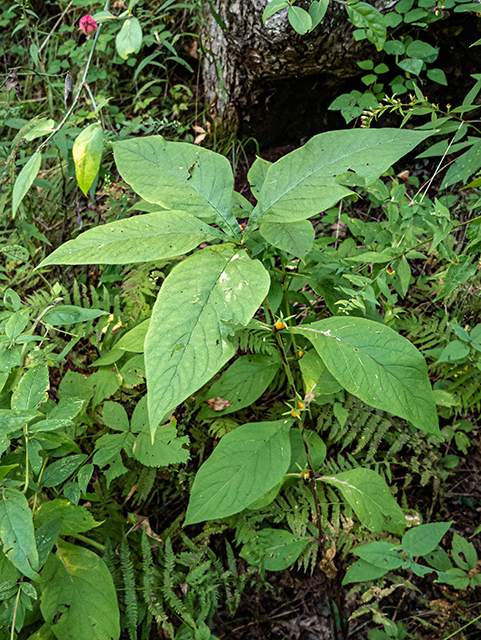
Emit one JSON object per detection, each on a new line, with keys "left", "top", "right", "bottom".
{"left": 206, "top": 397, "right": 231, "bottom": 411}
{"left": 6, "top": 70, "right": 22, "bottom": 101}
{"left": 184, "top": 40, "right": 198, "bottom": 58}
{"left": 126, "top": 515, "right": 162, "bottom": 543}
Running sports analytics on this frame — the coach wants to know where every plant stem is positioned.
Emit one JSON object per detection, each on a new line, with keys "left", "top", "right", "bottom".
{"left": 264, "top": 298, "right": 297, "bottom": 395}
{"left": 37, "top": 0, "right": 111, "bottom": 155}
{"left": 69, "top": 533, "right": 105, "bottom": 552}
{"left": 10, "top": 587, "right": 21, "bottom": 640}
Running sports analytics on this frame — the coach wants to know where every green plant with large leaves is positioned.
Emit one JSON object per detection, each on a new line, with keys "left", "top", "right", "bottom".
{"left": 38, "top": 127, "right": 439, "bottom": 540}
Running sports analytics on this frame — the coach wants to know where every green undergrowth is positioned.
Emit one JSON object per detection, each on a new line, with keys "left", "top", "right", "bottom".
{"left": 2, "top": 2, "right": 481, "bottom": 640}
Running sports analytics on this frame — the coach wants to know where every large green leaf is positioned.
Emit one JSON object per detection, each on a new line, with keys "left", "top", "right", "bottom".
{"left": 197, "top": 354, "right": 281, "bottom": 419}
{"left": 40, "top": 540, "right": 120, "bottom": 640}
{"left": 402, "top": 521, "right": 452, "bottom": 557}
{"left": 185, "top": 419, "right": 292, "bottom": 524}
{"left": 12, "top": 152, "right": 42, "bottom": 218}
{"left": 11, "top": 362, "right": 49, "bottom": 411}
{"left": 43, "top": 306, "right": 108, "bottom": 325}
{"left": 145, "top": 245, "right": 270, "bottom": 436}
{"left": 309, "top": 0, "right": 329, "bottom": 29}
{"left": 113, "top": 136, "right": 240, "bottom": 238}
{"left": 38, "top": 211, "right": 224, "bottom": 267}
{"left": 241, "top": 528, "right": 309, "bottom": 571}
{"left": 0, "top": 409, "right": 41, "bottom": 436}
{"left": 322, "top": 468, "right": 406, "bottom": 534}
{"left": 342, "top": 558, "right": 390, "bottom": 584}
{"left": 259, "top": 220, "right": 315, "bottom": 259}
{"left": 293, "top": 317, "right": 439, "bottom": 436}
{"left": 115, "top": 16, "right": 142, "bottom": 59}
{"left": 115, "top": 319, "right": 150, "bottom": 353}
{"left": 346, "top": 2, "right": 386, "bottom": 51}
{"left": 0, "top": 487, "right": 39, "bottom": 579}
{"left": 249, "top": 129, "right": 432, "bottom": 227}
{"left": 263, "top": 0, "right": 289, "bottom": 22}
{"left": 34, "top": 499, "right": 102, "bottom": 535}
{"left": 351, "top": 541, "right": 403, "bottom": 569}
{"left": 288, "top": 6, "right": 312, "bottom": 34}
{"left": 40, "top": 454, "right": 88, "bottom": 488}
{"left": 72, "top": 123, "right": 103, "bottom": 196}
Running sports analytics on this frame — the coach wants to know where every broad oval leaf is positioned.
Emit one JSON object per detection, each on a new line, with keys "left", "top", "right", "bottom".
{"left": 346, "top": 2, "right": 386, "bottom": 51}
{"left": 38, "top": 211, "right": 224, "bottom": 267}
{"left": 24, "top": 118, "right": 56, "bottom": 141}
{"left": 43, "top": 305, "right": 108, "bottom": 326}
{"left": 250, "top": 128, "right": 432, "bottom": 227}
{"left": 342, "top": 558, "right": 390, "bottom": 585}
{"left": 259, "top": 220, "right": 315, "bottom": 259}
{"left": 12, "top": 152, "right": 42, "bottom": 218}
{"left": 34, "top": 499, "right": 102, "bottom": 535}
{"left": 113, "top": 136, "right": 240, "bottom": 238}
{"left": 40, "top": 540, "right": 120, "bottom": 640}
{"left": 288, "top": 6, "right": 312, "bottom": 34}
{"left": 352, "top": 540, "right": 403, "bottom": 569}
{"left": 293, "top": 317, "right": 439, "bottom": 436}
{"left": 72, "top": 123, "right": 103, "bottom": 196}
{"left": 145, "top": 246, "right": 270, "bottom": 435}
{"left": 185, "top": 419, "right": 292, "bottom": 524}
{"left": 41, "top": 454, "right": 87, "bottom": 488}
{"left": 402, "top": 521, "right": 452, "bottom": 557}
{"left": 0, "top": 409, "right": 41, "bottom": 436}
{"left": 116, "top": 16, "right": 142, "bottom": 59}
{"left": 309, "top": 0, "right": 329, "bottom": 29}
{"left": 11, "top": 362, "right": 49, "bottom": 411}
{"left": 323, "top": 468, "right": 406, "bottom": 534}
{"left": 0, "top": 487, "right": 39, "bottom": 579}
{"left": 263, "top": 0, "right": 289, "bottom": 22}
{"left": 198, "top": 354, "right": 281, "bottom": 419}
{"left": 241, "top": 528, "right": 309, "bottom": 571}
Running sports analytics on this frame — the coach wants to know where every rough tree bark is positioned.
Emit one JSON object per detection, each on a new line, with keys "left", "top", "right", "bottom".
{"left": 201, "top": 0, "right": 387, "bottom": 146}
{"left": 201, "top": 0, "right": 481, "bottom": 147}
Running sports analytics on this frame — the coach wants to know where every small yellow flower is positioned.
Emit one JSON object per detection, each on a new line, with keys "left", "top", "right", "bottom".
{"left": 301, "top": 470, "right": 310, "bottom": 479}
{"left": 275, "top": 320, "right": 286, "bottom": 330}
{"left": 291, "top": 409, "right": 301, "bottom": 418}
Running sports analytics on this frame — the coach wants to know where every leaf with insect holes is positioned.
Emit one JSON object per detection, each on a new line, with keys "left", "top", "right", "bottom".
{"left": 38, "top": 211, "right": 224, "bottom": 267}
{"left": 145, "top": 245, "right": 270, "bottom": 439}
{"left": 113, "top": 136, "right": 240, "bottom": 238}
{"left": 40, "top": 539, "right": 119, "bottom": 640}
{"left": 293, "top": 317, "right": 439, "bottom": 436}
{"left": 248, "top": 128, "right": 433, "bottom": 229}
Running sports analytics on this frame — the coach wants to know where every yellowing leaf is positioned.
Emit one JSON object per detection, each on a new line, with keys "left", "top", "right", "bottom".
{"left": 72, "top": 123, "right": 103, "bottom": 196}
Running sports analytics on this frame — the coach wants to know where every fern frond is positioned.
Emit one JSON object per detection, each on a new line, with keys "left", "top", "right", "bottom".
{"left": 132, "top": 466, "right": 157, "bottom": 506}
{"left": 162, "top": 538, "right": 196, "bottom": 629}
{"left": 141, "top": 533, "right": 173, "bottom": 638}
{"left": 120, "top": 534, "right": 138, "bottom": 640}
{"left": 234, "top": 323, "right": 278, "bottom": 356}
{"left": 102, "top": 537, "right": 116, "bottom": 580}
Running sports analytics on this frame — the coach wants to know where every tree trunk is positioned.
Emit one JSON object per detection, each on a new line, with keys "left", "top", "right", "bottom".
{"left": 201, "top": 1, "right": 481, "bottom": 147}
{"left": 201, "top": 0, "right": 385, "bottom": 146}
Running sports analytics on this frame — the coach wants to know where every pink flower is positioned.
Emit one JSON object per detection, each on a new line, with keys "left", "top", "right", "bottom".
{"left": 79, "top": 15, "right": 98, "bottom": 36}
